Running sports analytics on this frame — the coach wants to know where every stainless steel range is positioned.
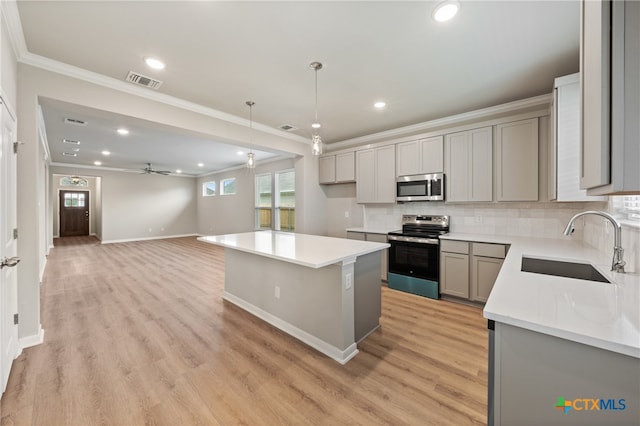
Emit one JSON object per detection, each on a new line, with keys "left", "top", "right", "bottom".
{"left": 387, "top": 214, "right": 450, "bottom": 299}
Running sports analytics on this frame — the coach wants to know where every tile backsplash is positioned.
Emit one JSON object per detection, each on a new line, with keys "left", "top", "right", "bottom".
{"left": 363, "top": 200, "right": 639, "bottom": 273}
{"left": 364, "top": 201, "right": 608, "bottom": 238}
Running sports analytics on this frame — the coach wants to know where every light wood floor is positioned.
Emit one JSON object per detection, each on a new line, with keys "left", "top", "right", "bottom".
{"left": 1, "top": 236, "right": 488, "bottom": 425}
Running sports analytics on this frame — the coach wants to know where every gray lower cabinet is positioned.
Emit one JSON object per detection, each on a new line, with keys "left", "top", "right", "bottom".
{"left": 347, "top": 231, "right": 388, "bottom": 281}
{"left": 470, "top": 243, "right": 506, "bottom": 303}
{"left": 441, "top": 240, "right": 507, "bottom": 303}
{"left": 440, "top": 240, "right": 470, "bottom": 298}
{"left": 490, "top": 322, "right": 639, "bottom": 425}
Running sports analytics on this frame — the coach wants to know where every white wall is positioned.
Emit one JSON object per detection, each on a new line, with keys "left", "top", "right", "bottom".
{"left": 51, "top": 166, "right": 197, "bottom": 243}
{"left": 323, "top": 183, "right": 364, "bottom": 238}
{"left": 197, "top": 158, "right": 295, "bottom": 235}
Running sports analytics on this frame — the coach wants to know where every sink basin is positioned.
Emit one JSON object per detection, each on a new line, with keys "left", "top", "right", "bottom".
{"left": 521, "top": 256, "right": 611, "bottom": 283}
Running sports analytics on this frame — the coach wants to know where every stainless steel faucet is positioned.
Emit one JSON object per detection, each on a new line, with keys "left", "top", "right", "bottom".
{"left": 563, "top": 211, "right": 626, "bottom": 273}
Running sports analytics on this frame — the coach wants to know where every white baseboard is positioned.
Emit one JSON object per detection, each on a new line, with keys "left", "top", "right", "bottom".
{"left": 19, "top": 326, "right": 45, "bottom": 351}
{"left": 101, "top": 233, "right": 198, "bottom": 244}
{"left": 223, "top": 291, "right": 359, "bottom": 365}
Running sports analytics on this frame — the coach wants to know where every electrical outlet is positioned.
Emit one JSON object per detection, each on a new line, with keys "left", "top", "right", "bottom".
{"left": 345, "top": 273, "right": 352, "bottom": 290}
{"left": 275, "top": 286, "right": 280, "bottom": 299}
{"left": 345, "top": 211, "right": 350, "bottom": 218}
{"left": 475, "top": 215, "right": 483, "bottom": 224}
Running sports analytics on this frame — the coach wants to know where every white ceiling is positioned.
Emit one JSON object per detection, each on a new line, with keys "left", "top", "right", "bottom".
{"left": 12, "top": 0, "right": 580, "bottom": 175}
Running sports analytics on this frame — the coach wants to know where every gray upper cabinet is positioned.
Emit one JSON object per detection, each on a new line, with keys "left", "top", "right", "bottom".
{"left": 356, "top": 145, "right": 396, "bottom": 203}
{"left": 319, "top": 152, "right": 355, "bottom": 184}
{"left": 581, "top": 0, "right": 640, "bottom": 195}
{"left": 445, "top": 127, "right": 493, "bottom": 202}
{"left": 495, "top": 118, "right": 539, "bottom": 202}
{"left": 551, "top": 73, "right": 607, "bottom": 202}
{"left": 395, "top": 136, "right": 444, "bottom": 176}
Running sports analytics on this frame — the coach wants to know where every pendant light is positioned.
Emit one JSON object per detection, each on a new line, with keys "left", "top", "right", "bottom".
{"left": 310, "top": 61, "right": 323, "bottom": 155}
{"left": 246, "top": 101, "right": 256, "bottom": 169}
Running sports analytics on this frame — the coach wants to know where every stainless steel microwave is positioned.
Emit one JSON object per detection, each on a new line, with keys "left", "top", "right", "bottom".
{"left": 396, "top": 173, "right": 445, "bottom": 202}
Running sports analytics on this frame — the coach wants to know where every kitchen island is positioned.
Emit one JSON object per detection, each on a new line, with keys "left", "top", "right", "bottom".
{"left": 443, "top": 233, "right": 640, "bottom": 425}
{"left": 198, "top": 231, "right": 389, "bottom": 364}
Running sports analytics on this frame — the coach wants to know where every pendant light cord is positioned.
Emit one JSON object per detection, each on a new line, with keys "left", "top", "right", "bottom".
{"left": 314, "top": 68, "right": 319, "bottom": 124}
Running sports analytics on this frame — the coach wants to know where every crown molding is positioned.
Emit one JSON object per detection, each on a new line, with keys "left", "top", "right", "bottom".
{"left": 1, "top": 1, "right": 28, "bottom": 60}
{"left": 328, "top": 93, "right": 553, "bottom": 151}
{"left": 195, "top": 153, "right": 294, "bottom": 178}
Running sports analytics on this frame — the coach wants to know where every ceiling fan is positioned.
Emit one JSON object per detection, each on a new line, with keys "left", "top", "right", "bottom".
{"left": 141, "top": 163, "right": 171, "bottom": 175}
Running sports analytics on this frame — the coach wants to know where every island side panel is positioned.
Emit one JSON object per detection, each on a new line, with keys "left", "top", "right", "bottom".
{"left": 492, "top": 322, "right": 640, "bottom": 425}
{"left": 223, "top": 248, "right": 354, "bottom": 352}
{"left": 353, "top": 251, "right": 382, "bottom": 342}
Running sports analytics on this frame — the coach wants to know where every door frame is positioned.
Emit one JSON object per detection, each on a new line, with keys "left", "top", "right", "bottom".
{"left": 56, "top": 187, "right": 93, "bottom": 237}
{"left": 0, "top": 94, "right": 20, "bottom": 395}
{"left": 58, "top": 189, "right": 90, "bottom": 237}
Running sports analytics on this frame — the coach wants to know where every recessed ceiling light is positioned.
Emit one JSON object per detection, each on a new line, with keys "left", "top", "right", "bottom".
{"left": 432, "top": 0, "right": 460, "bottom": 22}
{"left": 94, "top": 161, "right": 102, "bottom": 166}
{"left": 237, "top": 151, "right": 244, "bottom": 155}
{"left": 101, "top": 150, "right": 111, "bottom": 156}
{"left": 312, "top": 122, "right": 321, "bottom": 129}
{"left": 144, "top": 57, "right": 165, "bottom": 70}
{"left": 71, "top": 148, "right": 80, "bottom": 152}
{"left": 197, "top": 163, "right": 204, "bottom": 167}
{"left": 176, "top": 169, "right": 182, "bottom": 174}
{"left": 374, "top": 101, "right": 387, "bottom": 109}
{"left": 63, "top": 138, "right": 80, "bottom": 145}
{"left": 117, "top": 128, "right": 129, "bottom": 135}
{"left": 62, "top": 152, "right": 77, "bottom": 157}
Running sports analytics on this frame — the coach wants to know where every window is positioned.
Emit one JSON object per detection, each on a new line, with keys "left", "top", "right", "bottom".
{"left": 202, "top": 181, "right": 216, "bottom": 196}
{"left": 221, "top": 178, "right": 236, "bottom": 195}
{"left": 60, "top": 176, "right": 88, "bottom": 187}
{"left": 64, "top": 192, "right": 85, "bottom": 207}
{"left": 255, "top": 173, "right": 272, "bottom": 230}
{"left": 277, "top": 170, "right": 295, "bottom": 231}
{"left": 255, "top": 170, "right": 295, "bottom": 231}
{"left": 612, "top": 196, "right": 640, "bottom": 223}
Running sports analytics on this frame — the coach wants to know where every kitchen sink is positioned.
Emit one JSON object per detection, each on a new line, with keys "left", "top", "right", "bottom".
{"left": 521, "top": 256, "right": 611, "bottom": 283}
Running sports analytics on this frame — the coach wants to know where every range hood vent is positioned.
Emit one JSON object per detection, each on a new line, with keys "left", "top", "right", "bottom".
{"left": 278, "top": 124, "right": 298, "bottom": 131}
{"left": 126, "top": 71, "right": 163, "bottom": 89}
{"left": 64, "top": 117, "right": 87, "bottom": 126}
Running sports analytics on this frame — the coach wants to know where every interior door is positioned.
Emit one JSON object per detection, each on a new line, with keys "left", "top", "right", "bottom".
{"left": 59, "top": 191, "right": 90, "bottom": 237}
{"left": 0, "top": 99, "right": 20, "bottom": 394}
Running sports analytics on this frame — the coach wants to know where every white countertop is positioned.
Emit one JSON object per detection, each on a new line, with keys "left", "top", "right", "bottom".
{"left": 442, "top": 233, "right": 640, "bottom": 358}
{"left": 199, "top": 231, "right": 389, "bottom": 269}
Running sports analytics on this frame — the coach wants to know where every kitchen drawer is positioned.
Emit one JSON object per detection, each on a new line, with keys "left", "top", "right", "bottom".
{"left": 472, "top": 243, "right": 506, "bottom": 259}
{"left": 440, "top": 240, "right": 469, "bottom": 255}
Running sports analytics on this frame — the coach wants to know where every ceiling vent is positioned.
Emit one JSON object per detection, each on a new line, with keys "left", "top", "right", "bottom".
{"left": 278, "top": 124, "right": 298, "bottom": 131}
{"left": 63, "top": 138, "right": 81, "bottom": 145}
{"left": 126, "top": 71, "right": 163, "bottom": 89}
{"left": 64, "top": 117, "right": 87, "bottom": 126}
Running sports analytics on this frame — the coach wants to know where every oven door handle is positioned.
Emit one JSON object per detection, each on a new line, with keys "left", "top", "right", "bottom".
{"left": 388, "top": 235, "right": 440, "bottom": 245}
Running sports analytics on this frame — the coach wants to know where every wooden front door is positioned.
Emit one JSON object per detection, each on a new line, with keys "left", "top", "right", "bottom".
{"left": 60, "top": 191, "right": 90, "bottom": 237}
